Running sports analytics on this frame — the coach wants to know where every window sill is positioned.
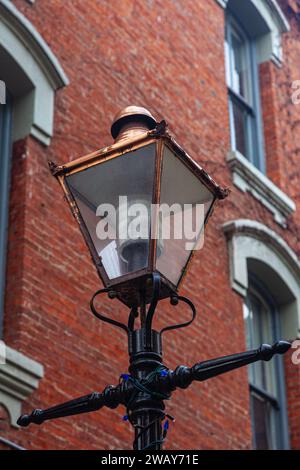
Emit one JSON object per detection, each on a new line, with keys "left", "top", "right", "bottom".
{"left": 0, "top": 346, "right": 44, "bottom": 427}
{"left": 227, "top": 150, "right": 296, "bottom": 227}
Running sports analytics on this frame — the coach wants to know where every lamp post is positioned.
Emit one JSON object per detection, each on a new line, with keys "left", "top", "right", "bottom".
{"left": 17, "top": 107, "right": 291, "bottom": 450}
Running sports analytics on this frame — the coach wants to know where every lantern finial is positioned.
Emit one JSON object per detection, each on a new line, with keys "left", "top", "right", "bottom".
{"left": 111, "top": 106, "right": 157, "bottom": 142}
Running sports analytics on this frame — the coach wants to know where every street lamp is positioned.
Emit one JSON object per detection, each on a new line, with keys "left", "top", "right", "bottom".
{"left": 49, "top": 106, "right": 227, "bottom": 307}
{"left": 18, "top": 107, "right": 291, "bottom": 450}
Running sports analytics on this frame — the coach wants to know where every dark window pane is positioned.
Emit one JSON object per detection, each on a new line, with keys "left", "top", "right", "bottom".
{"left": 251, "top": 392, "right": 273, "bottom": 450}
{"left": 0, "top": 93, "right": 13, "bottom": 338}
{"left": 232, "top": 99, "right": 249, "bottom": 158}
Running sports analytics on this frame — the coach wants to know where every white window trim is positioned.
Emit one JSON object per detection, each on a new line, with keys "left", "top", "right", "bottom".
{"left": 216, "top": 0, "right": 290, "bottom": 67}
{"left": 227, "top": 150, "right": 296, "bottom": 227}
{"left": 0, "top": 0, "right": 69, "bottom": 145}
{"left": 0, "top": 346, "right": 44, "bottom": 427}
{"left": 216, "top": 0, "right": 228, "bottom": 8}
{"left": 223, "top": 219, "right": 300, "bottom": 340}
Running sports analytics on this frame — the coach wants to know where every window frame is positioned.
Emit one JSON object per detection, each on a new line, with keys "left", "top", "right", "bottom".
{"left": 225, "top": 12, "right": 266, "bottom": 173}
{"left": 0, "top": 91, "right": 13, "bottom": 338}
{"left": 245, "top": 273, "right": 290, "bottom": 450}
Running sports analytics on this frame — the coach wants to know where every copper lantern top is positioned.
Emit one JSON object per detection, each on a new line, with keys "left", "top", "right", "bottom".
{"left": 111, "top": 106, "right": 157, "bottom": 141}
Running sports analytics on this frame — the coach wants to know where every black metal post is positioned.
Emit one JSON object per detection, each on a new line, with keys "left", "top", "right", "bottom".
{"left": 128, "top": 328, "right": 166, "bottom": 450}
{"left": 17, "top": 337, "right": 291, "bottom": 448}
{"left": 17, "top": 280, "right": 292, "bottom": 450}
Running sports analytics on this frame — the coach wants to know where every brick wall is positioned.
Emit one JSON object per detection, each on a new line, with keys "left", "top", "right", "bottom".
{"left": 1, "top": 0, "right": 300, "bottom": 449}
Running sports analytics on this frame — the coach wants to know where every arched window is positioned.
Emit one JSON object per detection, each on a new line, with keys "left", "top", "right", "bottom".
{"left": 244, "top": 275, "right": 289, "bottom": 449}
{"left": 223, "top": 219, "right": 300, "bottom": 449}
{"left": 0, "top": 0, "right": 67, "bottom": 425}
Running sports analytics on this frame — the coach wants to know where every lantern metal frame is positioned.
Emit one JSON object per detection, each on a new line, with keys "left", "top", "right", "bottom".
{"left": 49, "top": 120, "right": 228, "bottom": 308}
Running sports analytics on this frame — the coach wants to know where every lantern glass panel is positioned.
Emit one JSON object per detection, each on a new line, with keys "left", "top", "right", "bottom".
{"left": 66, "top": 143, "right": 156, "bottom": 280}
{"left": 156, "top": 145, "right": 215, "bottom": 286}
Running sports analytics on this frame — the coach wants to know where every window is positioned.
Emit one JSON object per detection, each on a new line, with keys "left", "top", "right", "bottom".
{"left": 224, "top": 219, "right": 299, "bottom": 449}
{"left": 0, "top": 0, "right": 67, "bottom": 425}
{"left": 244, "top": 275, "right": 289, "bottom": 449}
{"left": 225, "top": 14, "right": 265, "bottom": 172}
{"left": 0, "top": 91, "right": 13, "bottom": 337}
{"left": 0, "top": 0, "right": 68, "bottom": 337}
